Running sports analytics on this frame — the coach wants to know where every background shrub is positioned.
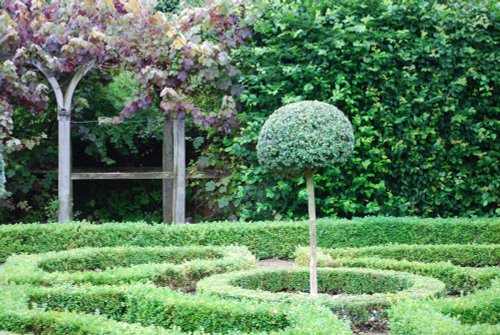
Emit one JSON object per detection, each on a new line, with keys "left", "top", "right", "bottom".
{"left": 1, "top": 0, "right": 498, "bottom": 222}
{"left": 193, "top": 0, "right": 500, "bottom": 220}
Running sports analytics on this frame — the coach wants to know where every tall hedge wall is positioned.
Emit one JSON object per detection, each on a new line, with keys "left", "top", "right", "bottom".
{"left": 0, "top": 217, "right": 498, "bottom": 262}
{"left": 194, "top": 0, "right": 499, "bottom": 220}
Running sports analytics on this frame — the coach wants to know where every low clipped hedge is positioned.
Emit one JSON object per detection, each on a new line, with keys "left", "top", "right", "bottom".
{"left": 1, "top": 217, "right": 499, "bottom": 261}
{"left": 295, "top": 244, "right": 500, "bottom": 293}
{"left": 306, "top": 244, "right": 500, "bottom": 266}
{"left": 389, "top": 279, "right": 500, "bottom": 335}
{"left": 0, "top": 284, "right": 353, "bottom": 335}
{"left": 0, "top": 285, "right": 176, "bottom": 335}
{"left": 0, "top": 246, "right": 256, "bottom": 290}
{"left": 197, "top": 267, "right": 445, "bottom": 325}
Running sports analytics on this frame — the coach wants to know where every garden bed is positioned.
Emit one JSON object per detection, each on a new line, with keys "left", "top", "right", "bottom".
{"left": 389, "top": 279, "right": 500, "bottom": 334}
{"left": 197, "top": 267, "right": 445, "bottom": 325}
{"left": 295, "top": 244, "right": 500, "bottom": 293}
{"left": 0, "top": 284, "right": 351, "bottom": 335}
{"left": 0, "top": 245, "right": 256, "bottom": 291}
{"left": 0, "top": 218, "right": 498, "bottom": 334}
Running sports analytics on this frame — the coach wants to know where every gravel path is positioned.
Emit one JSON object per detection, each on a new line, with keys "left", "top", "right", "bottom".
{"left": 258, "top": 259, "right": 299, "bottom": 270}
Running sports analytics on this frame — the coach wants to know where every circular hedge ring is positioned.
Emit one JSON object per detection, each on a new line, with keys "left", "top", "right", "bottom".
{"left": 0, "top": 283, "right": 352, "bottom": 335}
{"left": 389, "top": 279, "right": 500, "bottom": 334}
{"left": 0, "top": 245, "right": 256, "bottom": 290}
{"left": 197, "top": 267, "right": 445, "bottom": 324}
{"left": 294, "top": 244, "right": 500, "bottom": 293}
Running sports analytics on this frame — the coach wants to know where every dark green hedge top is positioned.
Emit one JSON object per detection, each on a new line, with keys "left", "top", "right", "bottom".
{"left": 257, "top": 101, "right": 354, "bottom": 177}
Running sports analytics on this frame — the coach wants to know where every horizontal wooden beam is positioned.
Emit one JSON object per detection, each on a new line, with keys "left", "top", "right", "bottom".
{"left": 70, "top": 170, "right": 221, "bottom": 180}
{"left": 71, "top": 171, "right": 173, "bottom": 180}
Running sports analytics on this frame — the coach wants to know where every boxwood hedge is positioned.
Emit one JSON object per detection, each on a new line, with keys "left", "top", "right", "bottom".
{"left": 388, "top": 279, "right": 500, "bottom": 335}
{"left": 1, "top": 217, "right": 498, "bottom": 261}
{"left": 295, "top": 244, "right": 500, "bottom": 293}
{"left": 197, "top": 267, "right": 445, "bottom": 324}
{"left": 0, "top": 284, "right": 353, "bottom": 335}
{"left": 312, "top": 244, "right": 500, "bottom": 267}
{"left": 0, "top": 246, "right": 256, "bottom": 290}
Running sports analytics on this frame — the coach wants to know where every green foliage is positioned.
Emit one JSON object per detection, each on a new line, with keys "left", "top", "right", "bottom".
{"left": 0, "top": 72, "right": 165, "bottom": 223}
{"left": 155, "top": 0, "right": 207, "bottom": 13}
{"left": 156, "top": 0, "right": 181, "bottom": 12}
{"left": 388, "top": 279, "right": 500, "bottom": 335}
{"left": 295, "top": 244, "right": 500, "bottom": 294}
{"left": 73, "top": 72, "right": 164, "bottom": 166}
{"left": 194, "top": 0, "right": 500, "bottom": 219}
{"left": 0, "top": 246, "right": 256, "bottom": 290}
{"left": 197, "top": 267, "right": 445, "bottom": 325}
{"left": 0, "top": 219, "right": 499, "bottom": 333}
{"left": 311, "top": 244, "right": 500, "bottom": 267}
{"left": 0, "top": 284, "right": 352, "bottom": 334}
{"left": 257, "top": 101, "right": 354, "bottom": 177}
{"left": 1, "top": 217, "right": 499, "bottom": 262}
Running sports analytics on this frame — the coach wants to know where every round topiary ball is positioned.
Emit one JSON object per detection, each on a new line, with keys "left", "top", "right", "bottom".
{"left": 257, "top": 101, "right": 354, "bottom": 177}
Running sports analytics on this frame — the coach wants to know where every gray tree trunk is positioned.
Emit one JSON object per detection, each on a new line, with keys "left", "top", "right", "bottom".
{"left": 305, "top": 170, "right": 318, "bottom": 296}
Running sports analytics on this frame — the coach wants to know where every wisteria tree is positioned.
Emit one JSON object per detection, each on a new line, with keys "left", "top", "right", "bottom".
{"left": 0, "top": 0, "right": 250, "bottom": 221}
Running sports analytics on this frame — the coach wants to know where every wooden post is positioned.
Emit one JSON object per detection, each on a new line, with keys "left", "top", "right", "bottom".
{"left": 58, "top": 108, "right": 72, "bottom": 222}
{"left": 172, "top": 114, "right": 186, "bottom": 223}
{"left": 33, "top": 61, "right": 94, "bottom": 222}
{"left": 162, "top": 115, "right": 173, "bottom": 223}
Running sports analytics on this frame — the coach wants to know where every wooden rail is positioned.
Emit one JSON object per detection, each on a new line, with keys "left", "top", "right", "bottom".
{"left": 70, "top": 170, "right": 219, "bottom": 180}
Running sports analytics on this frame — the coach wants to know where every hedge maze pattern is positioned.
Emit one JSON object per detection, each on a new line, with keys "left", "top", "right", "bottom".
{"left": 0, "top": 217, "right": 498, "bottom": 334}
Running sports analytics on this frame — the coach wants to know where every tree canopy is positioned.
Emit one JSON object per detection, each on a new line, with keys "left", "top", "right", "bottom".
{"left": 0, "top": 0, "right": 251, "bottom": 135}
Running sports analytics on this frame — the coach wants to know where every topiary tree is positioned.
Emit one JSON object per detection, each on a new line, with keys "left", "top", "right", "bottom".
{"left": 257, "top": 100, "right": 354, "bottom": 296}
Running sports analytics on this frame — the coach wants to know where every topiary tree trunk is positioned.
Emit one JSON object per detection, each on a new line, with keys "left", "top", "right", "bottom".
{"left": 305, "top": 169, "right": 318, "bottom": 296}
{"left": 0, "top": 148, "right": 5, "bottom": 199}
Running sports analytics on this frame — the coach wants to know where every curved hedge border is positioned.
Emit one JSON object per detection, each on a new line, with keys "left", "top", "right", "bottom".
{"left": 305, "top": 244, "right": 500, "bottom": 266}
{"left": 295, "top": 244, "right": 500, "bottom": 293}
{"left": 0, "top": 284, "right": 353, "bottom": 335}
{"left": 197, "top": 267, "right": 445, "bottom": 324}
{"left": 389, "top": 279, "right": 500, "bottom": 334}
{"left": 0, "top": 246, "right": 256, "bottom": 290}
{"left": 1, "top": 217, "right": 499, "bottom": 261}
{"left": 0, "top": 285, "right": 176, "bottom": 335}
